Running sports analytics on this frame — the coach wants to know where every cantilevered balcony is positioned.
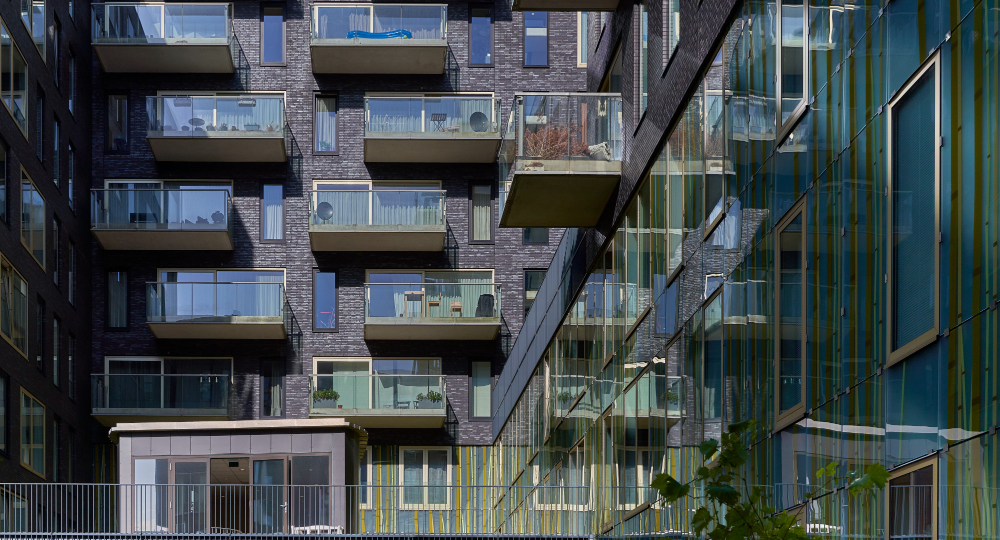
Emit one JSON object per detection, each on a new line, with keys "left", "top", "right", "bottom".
{"left": 499, "top": 93, "right": 622, "bottom": 227}
{"left": 91, "top": 3, "right": 238, "bottom": 73}
{"left": 146, "top": 282, "right": 289, "bottom": 339}
{"left": 91, "top": 188, "right": 233, "bottom": 250}
{"left": 311, "top": 4, "right": 448, "bottom": 74}
{"left": 511, "top": 0, "right": 618, "bottom": 10}
{"left": 310, "top": 374, "right": 446, "bottom": 428}
{"left": 90, "top": 374, "right": 230, "bottom": 427}
{"left": 309, "top": 189, "right": 447, "bottom": 251}
{"left": 364, "top": 96, "right": 501, "bottom": 162}
{"left": 146, "top": 95, "right": 287, "bottom": 162}
{"left": 364, "top": 282, "right": 501, "bottom": 340}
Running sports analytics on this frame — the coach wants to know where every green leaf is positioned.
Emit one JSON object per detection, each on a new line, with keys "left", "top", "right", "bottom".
{"left": 706, "top": 483, "right": 740, "bottom": 506}
{"left": 727, "top": 419, "right": 754, "bottom": 433}
{"left": 651, "top": 473, "right": 690, "bottom": 501}
{"left": 699, "top": 439, "right": 720, "bottom": 459}
{"left": 691, "top": 507, "right": 713, "bottom": 534}
{"left": 865, "top": 463, "right": 889, "bottom": 489}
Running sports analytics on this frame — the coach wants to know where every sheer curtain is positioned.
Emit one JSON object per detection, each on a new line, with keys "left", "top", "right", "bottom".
{"left": 425, "top": 271, "right": 492, "bottom": 318}
{"left": 263, "top": 184, "right": 283, "bottom": 240}
{"left": 316, "top": 6, "right": 369, "bottom": 39}
{"left": 373, "top": 5, "right": 443, "bottom": 39}
{"left": 314, "top": 97, "right": 337, "bottom": 152}
{"left": 214, "top": 270, "right": 284, "bottom": 318}
{"left": 471, "top": 185, "right": 491, "bottom": 241}
{"left": 315, "top": 184, "right": 369, "bottom": 226}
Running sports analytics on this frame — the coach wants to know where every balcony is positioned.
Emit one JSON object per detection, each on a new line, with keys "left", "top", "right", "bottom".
{"left": 364, "top": 282, "right": 501, "bottom": 340}
{"left": 311, "top": 4, "right": 448, "bottom": 74}
{"left": 309, "top": 374, "right": 446, "bottom": 428}
{"left": 91, "top": 189, "right": 233, "bottom": 250}
{"left": 91, "top": 3, "right": 238, "bottom": 73}
{"left": 146, "top": 282, "right": 289, "bottom": 339}
{"left": 364, "top": 96, "right": 501, "bottom": 163}
{"left": 511, "top": 0, "right": 618, "bottom": 11}
{"left": 145, "top": 96, "right": 287, "bottom": 162}
{"left": 499, "top": 93, "right": 622, "bottom": 227}
{"left": 309, "top": 189, "right": 446, "bottom": 251}
{"left": 90, "top": 374, "right": 230, "bottom": 427}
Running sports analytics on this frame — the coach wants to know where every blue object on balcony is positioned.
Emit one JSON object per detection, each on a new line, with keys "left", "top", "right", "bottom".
{"left": 346, "top": 29, "right": 413, "bottom": 39}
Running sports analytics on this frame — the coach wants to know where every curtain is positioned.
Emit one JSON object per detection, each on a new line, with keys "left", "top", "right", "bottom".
{"left": 373, "top": 5, "right": 443, "bottom": 39}
{"left": 108, "top": 271, "right": 128, "bottom": 327}
{"left": 108, "top": 360, "right": 161, "bottom": 410}
{"left": 216, "top": 270, "right": 283, "bottom": 318}
{"left": 263, "top": 184, "right": 283, "bottom": 240}
{"left": 471, "top": 185, "right": 491, "bottom": 241}
{"left": 372, "top": 189, "right": 443, "bottom": 226}
{"left": 314, "top": 97, "right": 336, "bottom": 152}
{"left": 316, "top": 6, "right": 369, "bottom": 39}
{"left": 315, "top": 187, "right": 368, "bottom": 226}
{"left": 424, "top": 271, "right": 492, "bottom": 319}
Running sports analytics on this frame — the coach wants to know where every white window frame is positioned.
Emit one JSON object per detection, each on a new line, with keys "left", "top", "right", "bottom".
{"left": 398, "top": 446, "right": 452, "bottom": 509}
{"left": 775, "top": 0, "right": 809, "bottom": 143}
{"left": 576, "top": 12, "right": 587, "bottom": 68}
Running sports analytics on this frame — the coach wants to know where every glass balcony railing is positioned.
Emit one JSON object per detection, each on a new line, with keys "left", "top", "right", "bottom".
{"left": 91, "top": 189, "right": 231, "bottom": 232}
{"left": 146, "top": 282, "right": 286, "bottom": 323}
{"left": 364, "top": 283, "right": 501, "bottom": 322}
{"left": 364, "top": 96, "right": 500, "bottom": 139}
{"left": 309, "top": 189, "right": 446, "bottom": 231}
{"left": 309, "top": 374, "right": 446, "bottom": 413}
{"left": 92, "top": 3, "right": 233, "bottom": 44}
{"left": 311, "top": 4, "right": 447, "bottom": 42}
{"left": 91, "top": 374, "right": 230, "bottom": 413}
{"left": 146, "top": 96, "right": 285, "bottom": 137}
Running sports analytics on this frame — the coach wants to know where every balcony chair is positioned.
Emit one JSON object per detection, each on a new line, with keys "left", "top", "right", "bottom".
{"left": 475, "top": 294, "right": 495, "bottom": 317}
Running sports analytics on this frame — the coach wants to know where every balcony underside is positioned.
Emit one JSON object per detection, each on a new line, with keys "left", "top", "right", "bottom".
{"left": 364, "top": 137, "right": 500, "bottom": 163}
{"left": 310, "top": 41, "right": 448, "bottom": 74}
{"left": 93, "top": 43, "right": 234, "bottom": 73}
{"left": 364, "top": 319, "right": 500, "bottom": 340}
{"left": 93, "top": 229, "right": 233, "bottom": 251}
{"left": 500, "top": 169, "right": 621, "bottom": 227}
{"left": 147, "top": 320, "right": 287, "bottom": 339}
{"left": 92, "top": 409, "right": 230, "bottom": 428}
{"left": 310, "top": 408, "right": 446, "bottom": 429}
{"left": 147, "top": 134, "right": 287, "bottom": 162}
{"left": 310, "top": 227, "right": 446, "bottom": 251}
{"left": 512, "top": 0, "right": 618, "bottom": 10}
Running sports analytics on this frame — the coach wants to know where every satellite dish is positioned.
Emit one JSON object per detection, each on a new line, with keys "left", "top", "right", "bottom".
{"left": 470, "top": 111, "right": 488, "bottom": 132}
{"left": 317, "top": 201, "right": 334, "bottom": 221}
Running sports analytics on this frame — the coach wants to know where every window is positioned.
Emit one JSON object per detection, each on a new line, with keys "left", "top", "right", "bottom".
{"left": 1, "top": 20, "right": 29, "bottom": 135}
{"left": 35, "top": 91, "right": 43, "bottom": 161}
{"left": 774, "top": 201, "right": 805, "bottom": 431}
{"left": 471, "top": 362, "right": 491, "bottom": 418}
{"left": 639, "top": 0, "right": 648, "bottom": 114}
{"left": 21, "top": 172, "right": 45, "bottom": 268}
{"left": 51, "top": 416, "right": 59, "bottom": 480}
{"left": 52, "top": 118, "right": 59, "bottom": 185}
{"left": 21, "top": 0, "right": 45, "bottom": 58}
{"left": 261, "top": 6, "right": 285, "bottom": 65}
{"left": 778, "top": 0, "right": 807, "bottom": 130}
{"left": 52, "top": 315, "right": 59, "bottom": 386}
{"left": 313, "top": 96, "right": 337, "bottom": 154}
{"left": 67, "top": 334, "right": 75, "bottom": 400}
{"left": 53, "top": 19, "right": 60, "bottom": 86}
{"left": 107, "top": 271, "right": 127, "bottom": 329}
{"left": 67, "top": 240, "right": 74, "bottom": 304}
{"left": 602, "top": 45, "right": 622, "bottom": 92}
{"left": 35, "top": 296, "right": 44, "bottom": 371}
{"left": 523, "top": 228, "right": 548, "bottom": 244}
{"left": 470, "top": 183, "right": 492, "bottom": 243}
{"left": 68, "top": 0, "right": 73, "bottom": 21}
{"left": 67, "top": 144, "right": 74, "bottom": 210}
{"left": 52, "top": 216, "right": 60, "bottom": 286}
{"left": 107, "top": 94, "right": 127, "bottom": 152}
{"left": 0, "top": 375, "right": 6, "bottom": 454}
{"left": 401, "top": 448, "right": 450, "bottom": 507}
{"left": 20, "top": 389, "right": 44, "bottom": 477}
{"left": 67, "top": 429, "right": 75, "bottom": 481}
{"left": 524, "top": 270, "right": 545, "bottom": 318}
{"left": 260, "top": 359, "right": 284, "bottom": 418}
{"left": 524, "top": 12, "right": 548, "bottom": 66}
{"left": 888, "top": 56, "right": 939, "bottom": 367}
{"left": 469, "top": 5, "right": 493, "bottom": 66}
{"left": 577, "top": 13, "right": 588, "bottom": 67}
{"left": 313, "top": 270, "right": 337, "bottom": 331}
{"left": 68, "top": 54, "right": 75, "bottom": 114}
{"left": 1, "top": 255, "right": 29, "bottom": 357}
{"left": 664, "top": 0, "right": 679, "bottom": 65}
{"left": 261, "top": 183, "right": 284, "bottom": 242}
{"left": 0, "top": 141, "right": 6, "bottom": 223}
{"left": 888, "top": 459, "right": 936, "bottom": 540}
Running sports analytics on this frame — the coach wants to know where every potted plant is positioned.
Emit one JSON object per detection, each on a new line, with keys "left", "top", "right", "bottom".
{"left": 312, "top": 388, "right": 340, "bottom": 409}
{"left": 416, "top": 390, "right": 443, "bottom": 409}
{"left": 246, "top": 122, "right": 260, "bottom": 131}
{"left": 318, "top": 140, "right": 333, "bottom": 152}
{"left": 557, "top": 391, "right": 574, "bottom": 404}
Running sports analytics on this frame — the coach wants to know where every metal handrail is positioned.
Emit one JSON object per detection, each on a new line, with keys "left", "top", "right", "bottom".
{"left": 90, "top": 188, "right": 232, "bottom": 230}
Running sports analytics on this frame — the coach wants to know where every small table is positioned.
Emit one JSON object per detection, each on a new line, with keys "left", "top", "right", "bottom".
{"left": 430, "top": 113, "right": 448, "bottom": 131}
{"left": 404, "top": 290, "right": 425, "bottom": 317}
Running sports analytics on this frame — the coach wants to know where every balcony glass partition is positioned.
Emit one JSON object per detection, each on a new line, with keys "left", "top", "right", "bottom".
{"left": 147, "top": 281, "right": 285, "bottom": 323}
{"left": 513, "top": 93, "right": 622, "bottom": 173}
{"left": 364, "top": 96, "right": 500, "bottom": 138}
{"left": 91, "top": 374, "right": 229, "bottom": 412}
{"left": 146, "top": 95, "right": 285, "bottom": 136}
{"left": 91, "top": 188, "right": 231, "bottom": 231}
{"left": 365, "top": 273, "right": 499, "bottom": 321}
{"left": 92, "top": 3, "right": 232, "bottom": 44}
{"left": 309, "top": 188, "right": 445, "bottom": 230}
{"left": 310, "top": 374, "right": 446, "bottom": 413}
{"left": 312, "top": 4, "right": 446, "bottom": 41}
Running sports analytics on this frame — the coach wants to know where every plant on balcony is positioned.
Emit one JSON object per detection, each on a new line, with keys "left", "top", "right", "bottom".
{"left": 660, "top": 390, "right": 681, "bottom": 405}
{"left": 417, "top": 390, "right": 443, "bottom": 403}
{"left": 312, "top": 389, "right": 340, "bottom": 407}
{"left": 522, "top": 125, "right": 589, "bottom": 161}
{"left": 557, "top": 390, "right": 574, "bottom": 403}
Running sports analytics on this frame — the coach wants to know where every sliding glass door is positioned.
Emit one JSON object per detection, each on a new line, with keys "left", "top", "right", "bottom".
{"left": 252, "top": 458, "right": 286, "bottom": 534}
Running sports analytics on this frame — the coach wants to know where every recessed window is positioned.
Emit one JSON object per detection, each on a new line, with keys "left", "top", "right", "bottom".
{"left": 470, "top": 184, "right": 492, "bottom": 243}
{"left": 313, "top": 270, "right": 337, "bottom": 331}
{"left": 107, "top": 94, "right": 128, "bottom": 152}
{"left": 107, "top": 271, "right": 127, "bottom": 329}
{"left": 52, "top": 316, "right": 59, "bottom": 386}
{"left": 469, "top": 5, "right": 493, "bottom": 66}
{"left": 67, "top": 240, "right": 75, "bottom": 304}
{"left": 53, "top": 118, "right": 60, "bottom": 184}
{"left": 68, "top": 54, "right": 75, "bottom": 114}
{"left": 35, "top": 296, "right": 44, "bottom": 371}
{"left": 0, "top": 375, "right": 7, "bottom": 453}
{"left": 52, "top": 216, "right": 60, "bottom": 287}
{"left": 524, "top": 270, "right": 545, "bottom": 318}
{"left": 67, "top": 143, "right": 75, "bottom": 210}
{"left": 35, "top": 91, "right": 43, "bottom": 162}
{"left": 523, "top": 227, "right": 548, "bottom": 245}
{"left": 577, "top": 12, "right": 588, "bottom": 67}
{"left": 67, "top": 334, "right": 75, "bottom": 400}
{"left": 314, "top": 96, "right": 337, "bottom": 154}
{"left": 261, "top": 183, "right": 284, "bottom": 242}
{"left": 639, "top": 0, "right": 648, "bottom": 113}
{"left": 523, "top": 12, "right": 547, "bottom": 67}
{"left": 261, "top": 359, "right": 284, "bottom": 418}
{"left": 778, "top": 0, "right": 807, "bottom": 128}
{"left": 0, "top": 254, "right": 29, "bottom": 357}
{"left": 774, "top": 202, "right": 805, "bottom": 430}
{"left": 0, "top": 141, "right": 7, "bottom": 223}
{"left": 20, "top": 389, "right": 44, "bottom": 477}
{"left": 261, "top": 6, "right": 285, "bottom": 65}
{"left": 664, "top": 0, "right": 680, "bottom": 64}
{"left": 21, "top": 0, "right": 45, "bottom": 58}
{"left": 21, "top": 172, "right": 46, "bottom": 268}
{"left": 1, "top": 20, "right": 29, "bottom": 135}
{"left": 471, "top": 361, "right": 491, "bottom": 418}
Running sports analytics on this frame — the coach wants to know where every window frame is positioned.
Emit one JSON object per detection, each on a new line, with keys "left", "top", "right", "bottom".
{"left": 468, "top": 182, "right": 494, "bottom": 244}
{"left": 523, "top": 269, "right": 545, "bottom": 319}
{"left": 398, "top": 446, "right": 452, "bottom": 509}
{"left": 773, "top": 198, "right": 807, "bottom": 432}
{"left": 885, "top": 456, "right": 938, "bottom": 540}
{"left": 21, "top": 170, "right": 46, "bottom": 269}
{"left": 259, "top": 358, "right": 285, "bottom": 419}
{"left": 312, "top": 94, "right": 339, "bottom": 156}
{"left": 21, "top": 0, "right": 46, "bottom": 61}
{"left": 106, "top": 92, "right": 129, "bottom": 154}
{"left": 522, "top": 11, "right": 548, "bottom": 68}
{"left": 259, "top": 182, "right": 285, "bottom": 244}
{"left": 259, "top": 4, "right": 286, "bottom": 66}
{"left": 522, "top": 228, "right": 548, "bottom": 245}
{"left": 19, "top": 388, "right": 45, "bottom": 478}
{"left": 312, "top": 268, "right": 338, "bottom": 333}
{"left": 0, "top": 372, "right": 7, "bottom": 456}
{"left": 468, "top": 3, "right": 494, "bottom": 67}
{"left": 886, "top": 53, "right": 940, "bottom": 368}
{"left": 469, "top": 361, "right": 491, "bottom": 420}
{"left": 0, "top": 253, "right": 29, "bottom": 358}
{"left": 576, "top": 12, "right": 587, "bottom": 68}
{"left": 106, "top": 269, "right": 128, "bottom": 331}
{"left": 52, "top": 314, "right": 59, "bottom": 387}
{"left": 775, "top": 0, "right": 810, "bottom": 143}
{"left": 661, "top": 0, "right": 680, "bottom": 76}
{"left": 0, "top": 18, "right": 30, "bottom": 138}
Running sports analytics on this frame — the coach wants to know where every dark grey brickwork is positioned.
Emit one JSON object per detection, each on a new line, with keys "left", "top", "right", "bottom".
{"left": 0, "top": 0, "right": 95, "bottom": 483}
{"left": 89, "top": 0, "right": 585, "bottom": 452}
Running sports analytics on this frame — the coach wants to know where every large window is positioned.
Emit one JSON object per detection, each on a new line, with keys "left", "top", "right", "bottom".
{"left": 401, "top": 448, "right": 450, "bottom": 507}
{"left": 261, "top": 5, "right": 285, "bottom": 65}
{"left": 21, "top": 172, "right": 45, "bottom": 268}
{"left": 313, "top": 270, "right": 337, "bottom": 331}
{"left": 107, "top": 94, "right": 128, "bottom": 152}
{"left": 1, "top": 20, "right": 29, "bottom": 135}
{"left": 1, "top": 254, "right": 29, "bottom": 357}
{"left": 523, "top": 12, "right": 547, "bottom": 67}
{"left": 313, "top": 96, "right": 337, "bottom": 154}
{"left": 888, "top": 459, "right": 936, "bottom": 540}
{"left": 774, "top": 201, "right": 805, "bottom": 430}
{"left": 524, "top": 270, "right": 544, "bottom": 318}
{"left": 471, "top": 361, "right": 491, "bottom": 418}
{"left": 778, "top": 0, "right": 807, "bottom": 130}
{"left": 469, "top": 5, "right": 493, "bottom": 66}
{"left": 20, "top": 389, "right": 44, "bottom": 477}
{"left": 313, "top": 358, "right": 443, "bottom": 411}
{"left": 21, "top": 0, "right": 45, "bottom": 58}
{"left": 107, "top": 270, "right": 127, "bottom": 329}
{"left": 470, "top": 183, "right": 492, "bottom": 243}
{"left": 577, "top": 12, "right": 588, "bottom": 67}
{"left": 888, "top": 56, "right": 939, "bottom": 367}
{"left": 261, "top": 183, "right": 284, "bottom": 242}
